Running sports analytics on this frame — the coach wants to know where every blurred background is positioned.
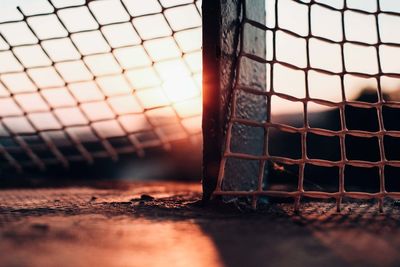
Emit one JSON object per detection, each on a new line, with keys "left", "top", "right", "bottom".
{"left": 0, "top": 0, "right": 203, "bottom": 183}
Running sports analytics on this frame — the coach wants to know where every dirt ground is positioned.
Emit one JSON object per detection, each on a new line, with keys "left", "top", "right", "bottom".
{"left": 0, "top": 181, "right": 400, "bottom": 267}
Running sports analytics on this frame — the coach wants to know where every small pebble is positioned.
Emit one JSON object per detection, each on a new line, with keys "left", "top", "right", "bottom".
{"left": 140, "top": 194, "right": 154, "bottom": 201}
{"left": 130, "top": 194, "right": 154, "bottom": 202}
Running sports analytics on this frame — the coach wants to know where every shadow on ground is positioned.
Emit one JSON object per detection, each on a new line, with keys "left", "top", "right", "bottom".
{"left": 0, "top": 181, "right": 400, "bottom": 267}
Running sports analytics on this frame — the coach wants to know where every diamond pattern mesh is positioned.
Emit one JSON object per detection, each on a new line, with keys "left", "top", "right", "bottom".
{"left": 0, "top": 0, "right": 202, "bottom": 172}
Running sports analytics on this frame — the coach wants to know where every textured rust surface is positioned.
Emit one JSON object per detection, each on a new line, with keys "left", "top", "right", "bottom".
{"left": 1, "top": 181, "right": 400, "bottom": 267}
{"left": 221, "top": 0, "right": 267, "bottom": 196}
{"left": 202, "top": 0, "right": 266, "bottom": 200}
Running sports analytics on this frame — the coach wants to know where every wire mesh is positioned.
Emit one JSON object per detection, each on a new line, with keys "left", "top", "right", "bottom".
{"left": 0, "top": 0, "right": 202, "bottom": 173}
{"left": 216, "top": 0, "right": 400, "bottom": 211}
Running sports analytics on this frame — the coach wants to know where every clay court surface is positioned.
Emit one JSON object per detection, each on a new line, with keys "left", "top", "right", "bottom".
{"left": 0, "top": 181, "right": 399, "bottom": 267}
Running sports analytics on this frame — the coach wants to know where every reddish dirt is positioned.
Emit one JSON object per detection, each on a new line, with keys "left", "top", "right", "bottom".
{"left": 0, "top": 181, "right": 400, "bottom": 267}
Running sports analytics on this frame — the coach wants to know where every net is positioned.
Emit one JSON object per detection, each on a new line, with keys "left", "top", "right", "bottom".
{"left": 214, "top": 0, "right": 400, "bottom": 211}
{"left": 0, "top": 0, "right": 202, "bottom": 173}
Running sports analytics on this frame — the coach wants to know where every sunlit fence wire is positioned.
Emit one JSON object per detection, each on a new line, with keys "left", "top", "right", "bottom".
{"left": 0, "top": 0, "right": 202, "bottom": 173}
{"left": 216, "top": 0, "right": 400, "bottom": 211}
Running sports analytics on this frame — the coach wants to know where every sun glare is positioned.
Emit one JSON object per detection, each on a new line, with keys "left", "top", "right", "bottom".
{"left": 0, "top": 0, "right": 203, "bottom": 142}
{"left": 163, "top": 76, "right": 200, "bottom": 103}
